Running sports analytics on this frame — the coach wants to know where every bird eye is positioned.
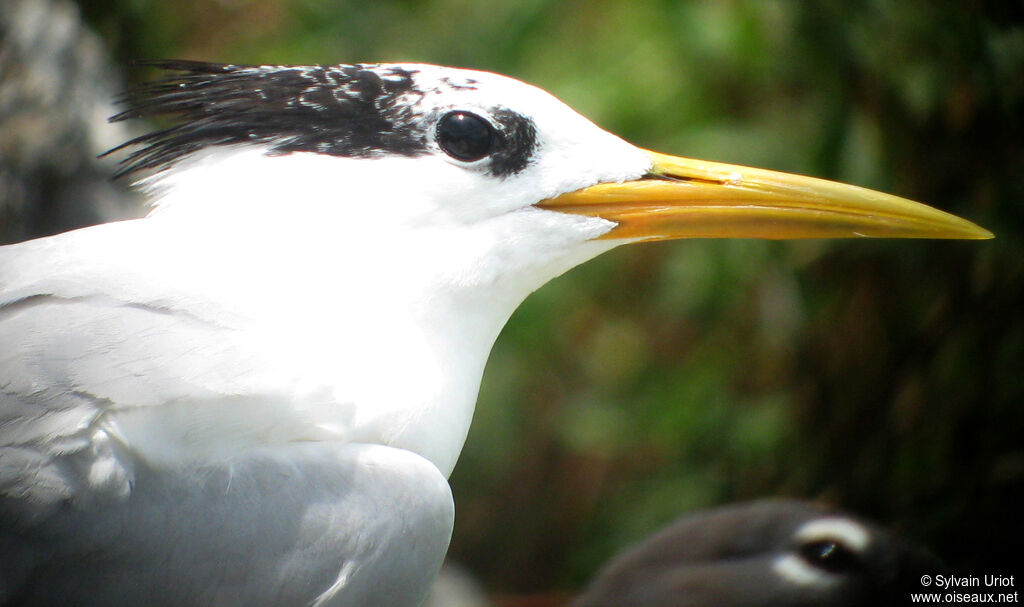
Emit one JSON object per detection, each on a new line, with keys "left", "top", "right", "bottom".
{"left": 437, "top": 111, "right": 495, "bottom": 162}
{"left": 798, "top": 540, "right": 861, "bottom": 573}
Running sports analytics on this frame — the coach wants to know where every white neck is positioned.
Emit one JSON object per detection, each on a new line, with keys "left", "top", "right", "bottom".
{"left": 139, "top": 148, "right": 620, "bottom": 476}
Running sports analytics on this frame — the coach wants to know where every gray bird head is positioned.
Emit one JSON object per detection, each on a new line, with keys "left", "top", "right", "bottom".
{"left": 573, "top": 499, "right": 944, "bottom": 607}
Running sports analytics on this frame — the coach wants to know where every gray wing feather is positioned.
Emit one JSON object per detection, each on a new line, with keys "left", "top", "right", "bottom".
{"left": 0, "top": 227, "right": 454, "bottom": 607}
{"left": 0, "top": 224, "right": 327, "bottom": 517}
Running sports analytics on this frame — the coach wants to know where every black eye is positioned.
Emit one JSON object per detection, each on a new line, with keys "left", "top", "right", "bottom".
{"left": 799, "top": 540, "right": 861, "bottom": 574}
{"left": 437, "top": 111, "right": 495, "bottom": 162}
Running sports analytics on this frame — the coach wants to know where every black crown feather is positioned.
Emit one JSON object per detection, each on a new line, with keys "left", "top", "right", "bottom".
{"left": 107, "top": 60, "right": 430, "bottom": 177}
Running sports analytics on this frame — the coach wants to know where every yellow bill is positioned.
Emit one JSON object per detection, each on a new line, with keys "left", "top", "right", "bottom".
{"left": 538, "top": 151, "right": 993, "bottom": 241}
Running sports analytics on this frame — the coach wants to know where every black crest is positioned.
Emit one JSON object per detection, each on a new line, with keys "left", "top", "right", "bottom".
{"left": 108, "top": 60, "right": 431, "bottom": 177}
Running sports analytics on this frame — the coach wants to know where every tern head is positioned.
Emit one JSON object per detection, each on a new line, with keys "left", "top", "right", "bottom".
{"left": 112, "top": 61, "right": 990, "bottom": 259}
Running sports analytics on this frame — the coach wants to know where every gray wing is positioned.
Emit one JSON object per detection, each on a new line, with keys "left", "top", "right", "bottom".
{"left": 0, "top": 218, "right": 361, "bottom": 511}
{"left": 1, "top": 291, "right": 269, "bottom": 514}
{"left": 0, "top": 224, "right": 454, "bottom": 606}
{"left": 1, "top": 223, "right": 276, "bottom": 516}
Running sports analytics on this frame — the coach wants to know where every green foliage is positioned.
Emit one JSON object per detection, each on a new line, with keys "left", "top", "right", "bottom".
{"left": 80, "top": 0, "right": 1023, "bottom": 594}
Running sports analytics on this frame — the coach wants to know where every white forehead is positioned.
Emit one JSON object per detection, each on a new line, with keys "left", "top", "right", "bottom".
{"left": 402, "top": 64, "right": 568, "bottom": 107}
{"left": 391, "top": 63, "right": 612, "bottom": 140}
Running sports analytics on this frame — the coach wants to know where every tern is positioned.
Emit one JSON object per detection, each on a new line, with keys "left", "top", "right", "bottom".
{"left": 0, "top": 61, "right": 990, "bottom": 607}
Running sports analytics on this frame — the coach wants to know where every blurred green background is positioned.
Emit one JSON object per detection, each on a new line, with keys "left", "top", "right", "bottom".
{"left": 24, "top": 0, "right": 1024, "bottom": 598}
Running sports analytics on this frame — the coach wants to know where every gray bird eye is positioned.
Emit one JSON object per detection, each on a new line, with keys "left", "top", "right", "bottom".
{"left": 437, "top": 111, "right": 495, "bottom": 162}
{"left": 799, "top": 539, "right": 861, "bottom": 573}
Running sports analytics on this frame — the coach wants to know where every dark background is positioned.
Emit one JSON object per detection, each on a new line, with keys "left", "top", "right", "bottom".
{"left": 2, "top": 0, "right": 1021, "bottom": 600}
